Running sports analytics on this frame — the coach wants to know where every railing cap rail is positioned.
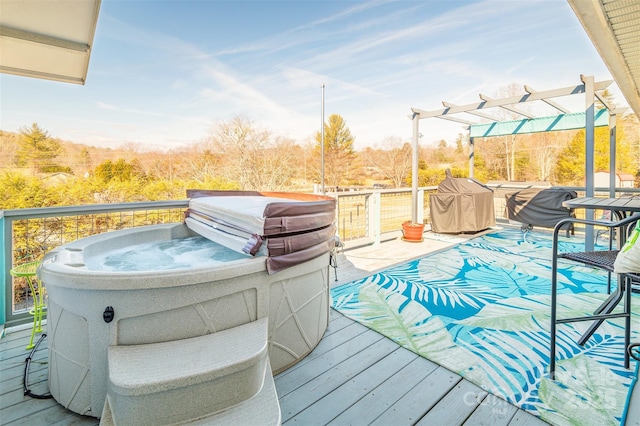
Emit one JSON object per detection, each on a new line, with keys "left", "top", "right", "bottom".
{"left": 1, "top": 199, "right": 190, "bottom": 220}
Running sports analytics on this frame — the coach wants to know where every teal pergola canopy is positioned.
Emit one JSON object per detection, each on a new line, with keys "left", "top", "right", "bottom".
{"left": 469, "top": 109, "right": 609, "bottom": 138}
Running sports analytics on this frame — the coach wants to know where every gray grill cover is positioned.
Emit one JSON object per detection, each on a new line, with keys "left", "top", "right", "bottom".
{"left": 429, "top": 174, "right": 496, "bottom": 233}
{"left": 504, "top": 188, "right": 577, "bottom": 228}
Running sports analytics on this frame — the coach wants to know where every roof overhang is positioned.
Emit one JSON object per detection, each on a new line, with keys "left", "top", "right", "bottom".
{"left": 567, "top": 0, "right": 640, "bottom": 118}
{"left": 0, "top": 0, "right": 101, "bottom": 85}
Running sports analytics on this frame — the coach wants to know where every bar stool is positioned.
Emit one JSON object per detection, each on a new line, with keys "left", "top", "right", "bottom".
{"left": 10, "top": 261, "right": 45, "bottom": 349}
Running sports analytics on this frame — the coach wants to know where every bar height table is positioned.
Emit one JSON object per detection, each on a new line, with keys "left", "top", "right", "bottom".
{"left": 563, "top": 196, "right": 640, "bottom": 221}
{"left": 550, "top": 197, "right": 640, "bottom": 376}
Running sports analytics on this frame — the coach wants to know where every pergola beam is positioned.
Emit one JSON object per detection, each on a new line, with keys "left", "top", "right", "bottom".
{"left": 594, "top": 90, "right": 614, "bottom": 111}
{"left": 442, "top": 101, "right": 501, "bottom": 122}
{"left": 479, "top": 93, "right": 535, "bottom": 118}
{"left": 435, "top": 115, "right": 476, "bottom": 125}
{"left": 412, "top": 79, "right": 614, "bottom": 119}
{"left": 524, "top": 85, "right": 571, "bottom": 114}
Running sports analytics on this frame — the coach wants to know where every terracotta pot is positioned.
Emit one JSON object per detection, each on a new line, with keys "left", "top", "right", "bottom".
{"left": 402, "top": 221, "right": 425, "bottom": 242}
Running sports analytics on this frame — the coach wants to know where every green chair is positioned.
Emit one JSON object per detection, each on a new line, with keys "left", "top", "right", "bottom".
{"left": 10, "top": 261, "right": 45, "bottom": 349}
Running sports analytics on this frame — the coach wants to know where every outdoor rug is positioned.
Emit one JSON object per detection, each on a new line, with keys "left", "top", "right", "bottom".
{"left": 331, "top": 227, "right": 640, "bottom": 426}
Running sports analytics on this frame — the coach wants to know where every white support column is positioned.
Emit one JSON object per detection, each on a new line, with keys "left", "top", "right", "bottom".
{"left": 583, "top": 74, "right": 595, "bottom": 251}
{"left": 609, "top": 112, "right": 617, "bottom": 198}
{"left": 321, "top": 84, "right": 325, "bottom": 194}
{"left": 411, "top": 113, "right": 420, "bottom": 224}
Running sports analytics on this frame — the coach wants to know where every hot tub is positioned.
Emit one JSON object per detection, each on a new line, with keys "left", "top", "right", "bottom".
{"left": 38, "top": 223, "right": 331, "bottom": 418}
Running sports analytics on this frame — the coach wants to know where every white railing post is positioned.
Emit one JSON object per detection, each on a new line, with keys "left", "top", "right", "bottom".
{"left": 417, "top": 189, "right": 425, "bottom": 224}
{"left": 369, "top": 192, "right": 381, "bottom": 245}
{"left": 0, "top": 213, "right": 8, "bottom": 328}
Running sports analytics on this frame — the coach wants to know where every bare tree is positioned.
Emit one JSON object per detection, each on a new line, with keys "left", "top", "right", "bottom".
{"left": 363, "top": 137, "right": 412, "bottom": 187}
{"left": 177, "top": 141, "right": 222, "bottom": 183}
{"left": 528, "top": 132, "right": 566, "bottom": 181}
{"left": 493, "top": 83, "right": 530, "bottom": 181}
{"left": 207, "top": 115, "right": 298, "bottom": 190}
{"left": 0, "top": 131, "right": 21, "bottom": 168}
{"left": 120, "top": 141, "right": 142, "bottom": 155}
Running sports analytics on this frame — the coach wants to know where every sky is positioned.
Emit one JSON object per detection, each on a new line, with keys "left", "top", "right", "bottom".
{"left": 0, "top": 0, "right": 624, "bottom": 152}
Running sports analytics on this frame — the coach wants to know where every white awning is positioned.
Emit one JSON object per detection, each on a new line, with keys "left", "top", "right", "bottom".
{"left": 568, "top": 0, "right": 640, "bottom": 117}
{"left": 0, "top": 0, "right": 101, "bottom": 85}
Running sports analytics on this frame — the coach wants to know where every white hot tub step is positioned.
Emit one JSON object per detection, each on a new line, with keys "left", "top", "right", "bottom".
{"left": 176, "top": 363, "right": 280, "bottom": 426}
{"left": 101, "top": 318, "right": 275, "bottom": 426}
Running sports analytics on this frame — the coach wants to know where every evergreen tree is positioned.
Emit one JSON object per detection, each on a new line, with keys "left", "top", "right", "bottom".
{"left": 314, "top": 114, "right": 357, "bottom": 189}
{"left": 17, "top": 123, "right": 62, "bottom": 174}
{"left": 553, "top": 125, "right": 632, "bottom": 185}
{"left": 94, "top": 158, "right": 146, "bottom": 183}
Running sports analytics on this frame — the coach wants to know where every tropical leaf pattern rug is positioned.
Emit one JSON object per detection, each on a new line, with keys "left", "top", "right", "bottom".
{"left": 331, "top": 228, "right": 640, "bottom": 426}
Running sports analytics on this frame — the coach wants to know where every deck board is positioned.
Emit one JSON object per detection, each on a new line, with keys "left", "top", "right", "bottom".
{"left": 463, "top": 394, "right": 520, "bottom": 426}
{"left": 368, "top": 365, "right": 463, "bottom": 425}
{"left": 325, "top": 355, "right": 438, "bottom": 425}
{"left": 275, "top": 325, "right": 384, "bottom": 397}
{"left": 279, "top": 332, "right": 400, "bottom": 422}
{"left": 284, "top": 347, "right": 417, "bottom": 424}
{"left": 4, "top": 231, "right": 628, "bottom": 425}
{"left": 415, "top": 380, "right": 488, "bottom": 425}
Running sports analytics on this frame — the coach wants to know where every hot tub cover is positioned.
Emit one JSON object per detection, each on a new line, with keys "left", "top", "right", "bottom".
{"left": 185, "top": 190, "right": 336, "bottom": 273}
{"left": 429, "top": 171, "right": 495, "bottom": 233}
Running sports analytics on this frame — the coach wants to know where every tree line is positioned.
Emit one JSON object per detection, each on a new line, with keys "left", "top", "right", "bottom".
{"left": 1, "top": 107, "right": 639, "bottom": 210}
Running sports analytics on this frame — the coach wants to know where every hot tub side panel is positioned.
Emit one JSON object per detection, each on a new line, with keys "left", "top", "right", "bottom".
{"left": 268, "top": 253, "right": 330, "bottom": 374}
{"left": 41, "top": 250, "right": 330, "bottom": 419}
{"left": 47, "top": 298, "right": 92, "bottom": 416}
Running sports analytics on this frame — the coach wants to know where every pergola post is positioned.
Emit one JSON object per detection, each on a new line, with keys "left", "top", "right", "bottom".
{"left": 609, "top": 112, "right": 617, "bottom": 198}
{"left": 583, "top": 75, "right": 595, "bottom": 250}
{"left": 469, "top": 136, "right": 475, "bottom": 179}
{"left": 411, "top": 113, "right": 420, "bottom": 223}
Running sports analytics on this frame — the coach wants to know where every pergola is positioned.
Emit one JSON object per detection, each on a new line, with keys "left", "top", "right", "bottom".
{"left": 410, "top": 75, "right": 628, "bottom": 249}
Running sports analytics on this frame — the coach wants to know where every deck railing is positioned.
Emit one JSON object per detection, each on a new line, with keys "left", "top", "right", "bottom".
{"left": 2, "top": 185, "right": 636, "bottom": 328}
{"left": 1, "top": 201, "right": 189, "bottom": 328}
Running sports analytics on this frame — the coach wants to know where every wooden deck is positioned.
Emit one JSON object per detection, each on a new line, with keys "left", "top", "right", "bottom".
{"left": 0, "top": 313, "right": 546, "bottom": 426}
{"left": 1, "top": 229, "right": 634, "bottom": 425}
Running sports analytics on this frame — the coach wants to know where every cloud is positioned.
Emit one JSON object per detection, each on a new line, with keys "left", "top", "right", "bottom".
{"left": 214, "top": 0, "right": 397, "bottom": 58}
{"left": 3, "top": 0, "right": 623, "bottom": 153}
{"left": 95, "top": 101, "right": 165, "bottom": 117}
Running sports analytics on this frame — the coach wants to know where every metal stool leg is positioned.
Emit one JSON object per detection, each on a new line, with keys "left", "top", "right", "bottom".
{"left": 26, "top": 276, "right": 39, "bottom": 350}
{"left": 33, "top": 280, "right": 45, "bottom": 333}
{"left": 10, "top": 261, "right": 45, "bottom": 350}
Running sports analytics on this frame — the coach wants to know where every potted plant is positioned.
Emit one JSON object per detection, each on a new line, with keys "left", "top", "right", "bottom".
{"left": 401, "top": 221, "right": 425, "bottom": 242}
